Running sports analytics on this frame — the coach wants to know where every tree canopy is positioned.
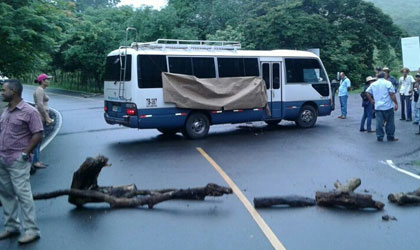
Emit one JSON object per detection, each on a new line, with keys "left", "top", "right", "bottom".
{"left": 0, "top": 0, "right": 407, "bottom": 89}
{"left": 368, "top": 0, "right": 420, "bottom": 36}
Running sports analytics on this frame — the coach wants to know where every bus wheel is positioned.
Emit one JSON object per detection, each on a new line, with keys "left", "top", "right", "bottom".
{"left": 157, "top": 128, "right": 179, "bottom": 135}
{"left": 264, "top": 119, "right": 282, "bottom": 126}
{"left": 295, "top": 105, "right": 317, "bottom": 128}
{"left": 182, "top": 113, "right": 210, "bottom": 139}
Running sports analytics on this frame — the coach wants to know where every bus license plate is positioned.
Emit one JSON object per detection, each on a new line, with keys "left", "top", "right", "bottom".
{"left": 112, "top": 105, "right": 120, "bottom": 112}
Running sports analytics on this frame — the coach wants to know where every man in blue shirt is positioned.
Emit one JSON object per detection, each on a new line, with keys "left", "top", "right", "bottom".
{"left": 338, "top": 72, "right": 351, "bottom": 119}
{"left": 366, "top": 72, "right": 399, "bottom": 142}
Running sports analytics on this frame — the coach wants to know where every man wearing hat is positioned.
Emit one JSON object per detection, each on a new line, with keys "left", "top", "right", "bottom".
{"left": 366, "top": 71, "right": 399, "bottom": 141}
{"left": 360, "top": 76, "right": 376, "bottom": 132}
{"left": 383, "top": 67, "right": 398, "bottom": 92}
{"left": 398, "top": 68, "right": 414, "bottom": 121}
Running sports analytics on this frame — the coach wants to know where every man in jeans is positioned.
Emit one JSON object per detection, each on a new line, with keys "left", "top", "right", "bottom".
{"left": 413, "top": 73, "right": 420, "bottom": 125}
{"left": 366, "top": 72, "right": 399, "bottom": 142}
{"left": 0, "top": 80, "right": 43, "bottom": 244}
{"left": 398, "top": 68, "right": 414, "bottom": 121}
{"left": 338, "top": 72, "right": 351, "bottom": 119}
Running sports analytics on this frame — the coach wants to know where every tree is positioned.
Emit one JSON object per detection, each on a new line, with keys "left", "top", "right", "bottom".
{"left": 55, "top": 6, "right": 133, "bottom": 88}
{"left": 0, "top": 0, "right": 68, "bottom": 77}
{"left": 236, "top": 0, "right": 405, "bottom": 85}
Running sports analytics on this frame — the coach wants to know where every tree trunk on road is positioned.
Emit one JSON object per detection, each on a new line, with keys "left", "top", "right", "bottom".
{"left": 315, "top": 178, "right": 384, "bottom": 210}
{"left": 0, "top": 155, "right": 232, "bottom": 209}
{"left": 254, "top": 196, "right": 316, "bottom": 208}
{"left": 388, "top": 187, "right": 420, "bottom": 205}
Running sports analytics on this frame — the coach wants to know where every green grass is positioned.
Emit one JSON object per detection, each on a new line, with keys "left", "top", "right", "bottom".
{"left": 412, "top": 160, "right": 420, "bottom": 167}
{"left": 26, "top": 81, "right": 103, "bottom": 94}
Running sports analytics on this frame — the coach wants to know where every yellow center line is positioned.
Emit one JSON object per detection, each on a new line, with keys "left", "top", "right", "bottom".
{"left": 197, "top": 147, "right": 286, "bottom": 250}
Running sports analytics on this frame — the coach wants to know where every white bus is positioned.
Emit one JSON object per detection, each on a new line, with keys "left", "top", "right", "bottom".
{"left": 104, "top": 39, "right": 333, "bottom": 139}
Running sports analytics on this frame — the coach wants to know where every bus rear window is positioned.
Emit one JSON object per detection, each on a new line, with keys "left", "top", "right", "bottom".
{"left": 138, "top": 55, "right": 168, "bottom": 88}
{"left": 104, "top": 55, "right": 131, "bottom": 81}
{"left": 285, "top": 58, "right": 326, "bottom": 83}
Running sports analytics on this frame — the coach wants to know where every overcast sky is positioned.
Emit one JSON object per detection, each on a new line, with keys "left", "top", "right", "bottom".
{"left": 118, "top": 0, "right": 168, "bottom": 9}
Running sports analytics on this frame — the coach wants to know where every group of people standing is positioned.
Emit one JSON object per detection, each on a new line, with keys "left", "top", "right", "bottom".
{"left": 0, "top": 73, "right": 52, "bottom": 244}
{"left": 337, "top": 66, "right": 420, "bottom": 142}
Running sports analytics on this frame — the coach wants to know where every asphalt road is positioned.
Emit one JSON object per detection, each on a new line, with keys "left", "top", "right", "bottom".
{"left": 1, "top": 85, "right": 419, "bottom": 250}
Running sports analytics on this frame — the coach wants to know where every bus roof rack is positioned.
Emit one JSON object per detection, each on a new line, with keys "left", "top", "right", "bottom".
{"left": 131, "top": 39, "right": 241, "bottom": 51}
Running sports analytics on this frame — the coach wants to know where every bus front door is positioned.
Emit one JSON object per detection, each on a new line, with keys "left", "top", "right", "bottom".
{"left": 262, "top": 62, "right": 282, "bottom": 118}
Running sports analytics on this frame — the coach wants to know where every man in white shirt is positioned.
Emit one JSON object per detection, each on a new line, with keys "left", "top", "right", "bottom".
{"left": 366, "top": 72, "right": 399, "bottom": 142}
{"left": 398, "top": 68, "right": 414, "bottom": 121}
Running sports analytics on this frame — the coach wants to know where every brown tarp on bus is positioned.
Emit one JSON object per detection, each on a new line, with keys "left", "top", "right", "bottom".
{"left": 162, "top": 73, "right": 268, "bottom": 112}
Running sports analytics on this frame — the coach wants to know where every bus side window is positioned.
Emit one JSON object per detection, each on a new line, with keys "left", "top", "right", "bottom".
{"left": 138, "top": 55, "right": 167, "bottom": 88}
{"left": 262, "top": 63, "right": 270, "bottom": 89}
{"left": 192, "top": 57, "right": 216, "bottom": 78}
{"left": 285, "top": 58, "right": 327, "bottom": 84}
{"left": 273, "top": 63, "right": 280, "bottom": 89}
{"left": 169, "top": 57, "right": 193, "bottom": 75}
{"left": 243, "top": 58, "right": 259, "bottom": 76}
{"left": 218, "top": 58, "right": 244, "bottom": 78}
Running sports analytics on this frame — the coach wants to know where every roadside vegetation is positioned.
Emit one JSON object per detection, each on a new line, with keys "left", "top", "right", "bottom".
{"left": 368, "top": 0, "right": 420, "bottom": 37}
{"left": 0, "top": 0, "right": 407, "bottom": 92}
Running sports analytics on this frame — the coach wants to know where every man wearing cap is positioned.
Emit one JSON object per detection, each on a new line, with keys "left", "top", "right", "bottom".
{"left": 360, "top": 76, "right": 376, "bottom": 132}
{"left": 383, "top": 67, "right": 398, "bottom": 92}
{"left": 366, "top": 72, "right": 399, "bottom": 141}
{"left": 0, "top": 80, "right": 43, "bottom": 244}
{"left": 338, "top": 72, "right": 351, "bottom": 119}
{"left": 413, "top": 73, "right": 420, "bottom": 126}
{"left": 398, "top": 68, "right": 414, "bottom": 121}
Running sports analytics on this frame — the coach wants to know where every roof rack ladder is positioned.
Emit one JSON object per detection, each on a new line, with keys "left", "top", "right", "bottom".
{"left": 118, "top": 27, "right": 137, "bottom": 101}
{"left": 118, "top": 46, "right": 128, "bottom": 100}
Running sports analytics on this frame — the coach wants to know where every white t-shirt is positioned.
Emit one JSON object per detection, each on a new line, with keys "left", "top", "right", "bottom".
{"left": 399, "top": 75, "right": 414, "bottom": 95}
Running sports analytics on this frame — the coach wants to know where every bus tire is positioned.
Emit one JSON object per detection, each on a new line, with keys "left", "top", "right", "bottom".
{"left": 157, "top": 128, "right": 179, "bottom": 135}
{"left": 295, "top": 105, "right": 317, "bottom": 128}
{"left": 264, "top": 119, "right": 282, "bottom": 126}
{"left": 182, "top": 112, "right": 210, "bottom": 139}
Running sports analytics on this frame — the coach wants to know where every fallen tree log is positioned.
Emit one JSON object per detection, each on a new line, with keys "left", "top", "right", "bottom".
{"left": 0, "top": 155, "right": 232, "bottom": 209}
{"left": 315, "top": 178, "right": 384, "bottom": 210}
{"left": 388, "top": 187, "right": 420, "bottom": 205}
{"left": 254, "top": 196, "right": 316, "bottom": 208}
{"left": 32, "top": 183, "right": 232, "bottom": 209}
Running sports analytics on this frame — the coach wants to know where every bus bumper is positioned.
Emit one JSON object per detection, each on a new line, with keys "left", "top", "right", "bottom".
{"left": 104, "top": 113, "right": 139, "bottom": 128}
